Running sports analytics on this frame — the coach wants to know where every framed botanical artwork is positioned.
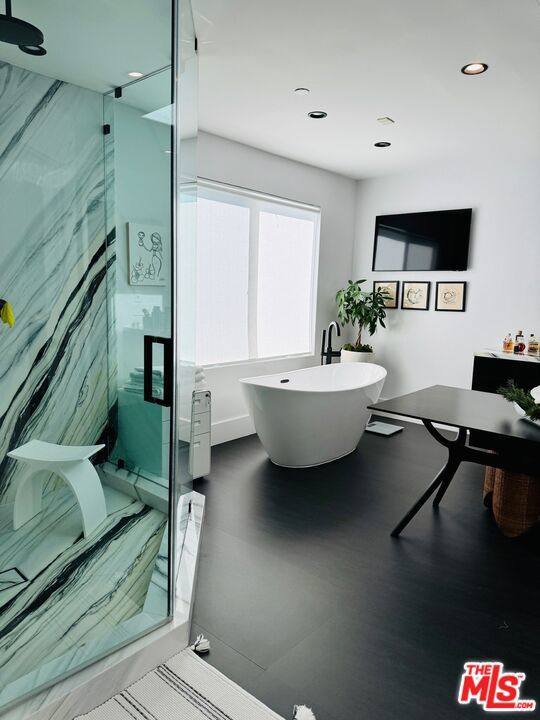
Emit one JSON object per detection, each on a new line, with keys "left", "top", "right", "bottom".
{"left": 401, "top": 281, "right": 431, "bottom": 310}
{"left": 373, "top": 280, "right": 400, "bottom": 309}
{"left": 128, "top": 222, "right": 168, "bottom": 286}
{"left": 435, "top": 281, "right": 467, "bottom": 312}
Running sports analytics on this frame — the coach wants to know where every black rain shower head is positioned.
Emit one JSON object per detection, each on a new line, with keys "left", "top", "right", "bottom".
{"left": 0, "top": 0, "right": 46, "bottom": 55}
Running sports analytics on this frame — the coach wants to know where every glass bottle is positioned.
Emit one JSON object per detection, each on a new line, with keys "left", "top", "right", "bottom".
{"left": 527, "top": 334, "right": 539, "bottom": 355}
{"left": 514, "top": 330, "right": 526, "bottom": 353}
{"left": 503, "top": 333, "right": 514, "bottom": 353}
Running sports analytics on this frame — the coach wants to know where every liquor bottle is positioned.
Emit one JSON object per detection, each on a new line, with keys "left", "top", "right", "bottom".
{"left": 502, "top": 333, "right": 514, "bottom": 353}
{"left": 527, "top": 334, "right": 539, "bottom": 355}
{"left": 514, "top": 330, "right": 526, "bottom": 354}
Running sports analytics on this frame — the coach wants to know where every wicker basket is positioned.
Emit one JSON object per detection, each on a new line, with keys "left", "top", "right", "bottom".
{"left": 483, "top": 467, "right": 540, "bottom": 537}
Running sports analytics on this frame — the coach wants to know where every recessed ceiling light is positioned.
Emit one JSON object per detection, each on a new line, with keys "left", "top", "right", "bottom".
{"left": 374, "top": 141, "right": 391, "bottom": 148}
{"left": 377, "top": 116, "right": 395, "bottom": 125}
{"left": 294, "top": 87, "right": 310, "bottom": 95}
{"left": 128, "top": 71, "right": 144, "bottom": 78}
{"left": 308, "top": 111, "right": 327, "bottom": 119}
{"left": 461, "top": 62, "right": 488, "bottom": 75}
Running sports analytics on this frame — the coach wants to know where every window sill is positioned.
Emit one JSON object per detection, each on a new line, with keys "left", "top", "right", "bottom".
{"left": 199, "top": 352, "right": 316, "bottom": 371}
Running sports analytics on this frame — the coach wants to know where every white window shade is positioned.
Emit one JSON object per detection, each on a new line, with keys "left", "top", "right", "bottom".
{"left": 196, "top": 180, "right": 320, "bottom": 366}
{"left": 196, "top": 195, "right": 250, "bottom": 365}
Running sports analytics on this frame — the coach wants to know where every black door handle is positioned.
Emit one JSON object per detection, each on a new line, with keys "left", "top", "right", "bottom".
{"left": 143, "top": 335, "right": 173, "bottom": 407}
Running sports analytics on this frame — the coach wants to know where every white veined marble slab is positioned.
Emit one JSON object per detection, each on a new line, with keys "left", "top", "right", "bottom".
{"left": 0, "top": 60, "right": 109, "bottom": 506}
{"left": 1, "top": 491, "right": 205, "bottom": 720}
{"left": 0, "top": 485, "right": 167, "bottom": 697}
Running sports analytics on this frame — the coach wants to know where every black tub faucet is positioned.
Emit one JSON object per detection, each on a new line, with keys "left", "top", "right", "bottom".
{"left": 321, "top": 321, "right": 341, "bottom": 365}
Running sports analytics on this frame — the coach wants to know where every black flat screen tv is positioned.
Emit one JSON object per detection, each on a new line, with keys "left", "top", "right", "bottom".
{"left": 372, "top": 208, "right": 472, "bottom": 271}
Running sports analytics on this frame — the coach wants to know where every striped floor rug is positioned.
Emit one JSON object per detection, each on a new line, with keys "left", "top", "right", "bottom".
{"left": 77, "top": 649, "right": 285, "bottom": 720}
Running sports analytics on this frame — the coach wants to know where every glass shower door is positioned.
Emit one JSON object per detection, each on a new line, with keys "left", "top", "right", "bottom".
{"left": 104, "top": 67, "right": 175, "bottom": 622}
{"left": 104, "top": 5, "right": 199, "bottom": 618}
{"left": 106, "top": 69, "right": 174, "bottom": 483}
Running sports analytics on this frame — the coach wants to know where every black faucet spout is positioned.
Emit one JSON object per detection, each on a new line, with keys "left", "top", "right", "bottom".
{"left": 321, "top": 321, "right": 342, "bottom": 365}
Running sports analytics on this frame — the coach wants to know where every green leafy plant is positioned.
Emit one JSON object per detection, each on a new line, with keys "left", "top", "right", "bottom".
{"left": 335, "top": 279, "right": 388, "bottom": 352}
{"left": 498, "top": 381, "right": 540, "bottom": 421}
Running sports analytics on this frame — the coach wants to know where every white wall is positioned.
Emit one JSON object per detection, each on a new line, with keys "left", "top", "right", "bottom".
{"left": 353, "top": 153, "right": 540, "bottom": 400}
{"left": 198, "top": 132, "right": 357, "bottom": 443}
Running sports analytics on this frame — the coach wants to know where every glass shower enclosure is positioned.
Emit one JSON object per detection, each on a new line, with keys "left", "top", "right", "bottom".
{"left": 0, "top": 0, "right": 197, "bottom": 712}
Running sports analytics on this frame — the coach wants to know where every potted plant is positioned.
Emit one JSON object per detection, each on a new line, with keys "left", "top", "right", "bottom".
{"left": 335, "top": 279, "right": 388, "bottom": 363}
{"left": 498, "top": 381, "right": 540, "bottom": 427}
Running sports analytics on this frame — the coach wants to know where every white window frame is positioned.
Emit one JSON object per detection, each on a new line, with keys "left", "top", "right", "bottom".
{"left": 197, "top": 178, "right": 321, "bottom": 368}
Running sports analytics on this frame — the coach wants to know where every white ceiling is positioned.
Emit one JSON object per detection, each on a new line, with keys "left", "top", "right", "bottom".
{"left": 1, "top": 0, "right": 538, "bottom": 178}
{"left": 193, "top": 0, "right": 540, "bottom": 179}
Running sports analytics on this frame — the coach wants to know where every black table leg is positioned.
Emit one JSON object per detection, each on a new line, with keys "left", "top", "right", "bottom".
{"left": 391, "top": 424, "right": 467, "bottom": 537}
{"left": 433, "top": 454, "right": 462, "bottom": 507}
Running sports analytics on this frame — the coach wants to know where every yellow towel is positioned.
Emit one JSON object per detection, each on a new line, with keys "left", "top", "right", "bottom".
{"left": 0, "top": 302, "right": 15, "bottom": 328}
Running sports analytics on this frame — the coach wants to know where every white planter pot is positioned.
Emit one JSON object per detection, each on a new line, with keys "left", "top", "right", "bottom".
{"left": 340, "top": 349, "right": 375, "bottom": 363}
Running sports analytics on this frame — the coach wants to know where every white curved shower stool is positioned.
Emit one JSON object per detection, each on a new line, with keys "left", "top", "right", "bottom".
{"left": 7, "top": 440, "right": 106, "bottom": 538}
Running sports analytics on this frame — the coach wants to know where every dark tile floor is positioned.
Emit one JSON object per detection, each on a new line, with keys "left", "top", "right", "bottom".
{"left": 192, "top": 419, "right": 540, "bottom": 720}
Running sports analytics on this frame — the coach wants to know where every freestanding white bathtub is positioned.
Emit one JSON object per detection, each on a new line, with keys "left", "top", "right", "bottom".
{"left": 240, "top": 363, "right": 387, "bottom": 468}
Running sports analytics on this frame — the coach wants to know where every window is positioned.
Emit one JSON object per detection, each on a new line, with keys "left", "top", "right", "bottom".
{"left": 196, "top": 181, "right": 320, "bottom": 366}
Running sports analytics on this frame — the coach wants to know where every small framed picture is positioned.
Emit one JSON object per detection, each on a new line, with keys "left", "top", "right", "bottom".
{"left": 128, "top": 222, "right": 168, "bottom": 287}
{"left": 373, "top": 280, "right": 400, "bottom": 309}
{"left": 401, "top": 281, "right": 431, "bottom": 310}
{"left": 435, "top": 281, "right": 467, "bottom": 312}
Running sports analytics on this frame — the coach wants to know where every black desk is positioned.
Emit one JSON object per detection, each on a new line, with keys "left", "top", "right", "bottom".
{"left": 368, "top": 385, "right": 540, "bottom": 537}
